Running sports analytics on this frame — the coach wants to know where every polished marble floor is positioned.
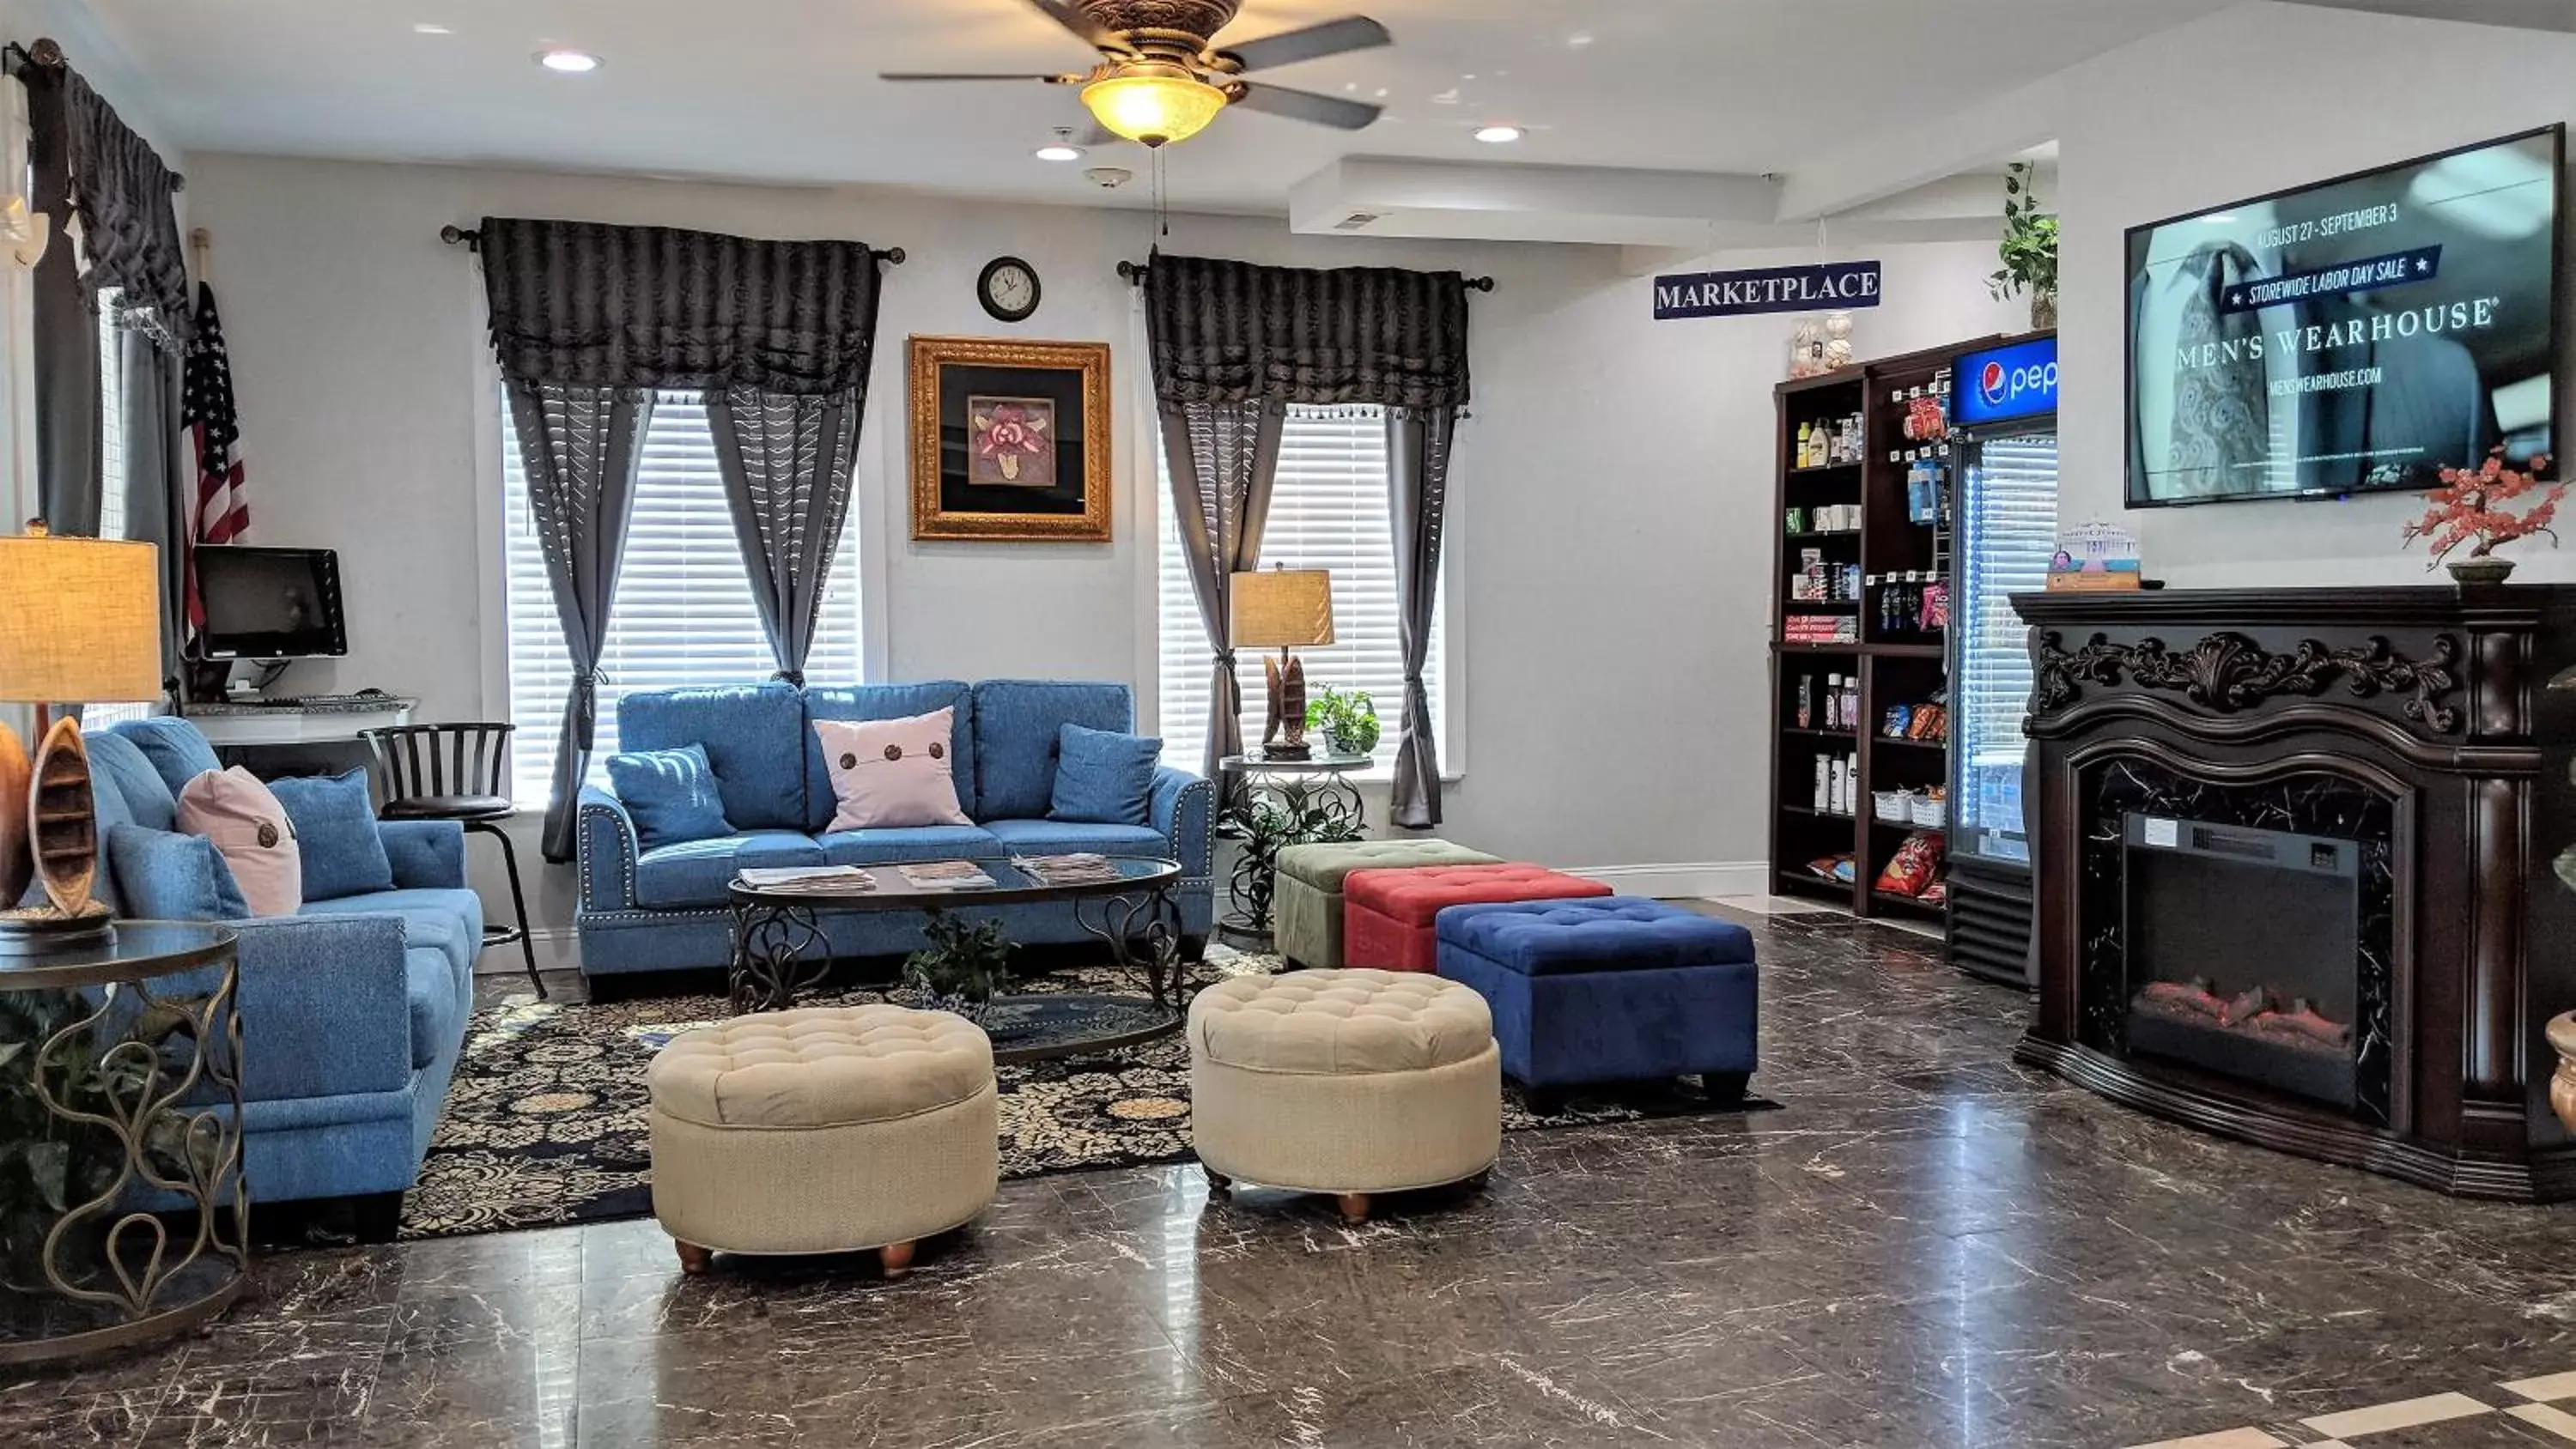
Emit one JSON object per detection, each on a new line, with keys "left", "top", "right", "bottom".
{"left": 11, "top": 906, "right": 2576, "bottom": 1448}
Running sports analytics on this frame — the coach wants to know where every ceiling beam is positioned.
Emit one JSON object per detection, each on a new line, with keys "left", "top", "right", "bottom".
{"left": 1772, "top": 70, "right": 2066, "bottom": 224}
{"left": 2271, "top": 0, "right": 2576, "bottom": 31}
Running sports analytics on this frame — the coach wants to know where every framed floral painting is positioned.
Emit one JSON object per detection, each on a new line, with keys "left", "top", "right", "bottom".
{"left": 908, "top": 336, "right": 1112, "bottom": 542}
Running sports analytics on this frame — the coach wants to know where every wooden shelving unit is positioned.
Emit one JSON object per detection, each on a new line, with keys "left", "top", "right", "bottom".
{"left": 1765, "top": 340, "right": 1998, "bottom": 922}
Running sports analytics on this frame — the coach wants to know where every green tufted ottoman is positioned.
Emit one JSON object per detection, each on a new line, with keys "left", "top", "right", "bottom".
{"left": 1273, "top": 840, "right": 1502, "bottom": 969}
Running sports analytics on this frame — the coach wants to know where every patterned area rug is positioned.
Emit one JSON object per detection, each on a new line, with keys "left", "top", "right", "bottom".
{"left": 402, "top": 955, "right": 1770, "bottom": 1241}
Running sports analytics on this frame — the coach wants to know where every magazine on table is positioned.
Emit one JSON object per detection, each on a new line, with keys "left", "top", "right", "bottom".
{"left": 1012, "top": 853, "right": 1122, "bottom": 887}
{"left": 735, "top": 865, "right": 877, "bottom": 894}
{"left": 896, "top": 859, "right": 999, "bottom": 891}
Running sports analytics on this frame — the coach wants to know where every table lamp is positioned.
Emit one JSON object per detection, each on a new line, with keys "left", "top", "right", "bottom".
{"left": 0, "top": 522, "right": 163, "bottom": 952}
{"left": 1229, "top": 567, "right": 1335, "bottom": 761}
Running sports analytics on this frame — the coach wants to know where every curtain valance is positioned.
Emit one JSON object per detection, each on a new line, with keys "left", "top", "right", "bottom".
{"left": 477, "top": 217, "right": 885, "bottom": 394}
{"left": 23, "top": 60, "right": 190, "bottom": 345}
{"left": 1144, "top": 253, "right": 1471, "bottom": 410}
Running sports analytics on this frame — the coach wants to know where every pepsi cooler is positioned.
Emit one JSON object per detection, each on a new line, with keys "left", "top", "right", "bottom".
{"left": 1944, "top": 332, "right": 2058, "bottom": 987}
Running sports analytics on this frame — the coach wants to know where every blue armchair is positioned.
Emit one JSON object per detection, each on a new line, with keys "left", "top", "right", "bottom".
{"left": 574, "top": 680, "right": 1215, "bottom": 979}
{"left": 97, "top": 719, "right": 479, "bottom": 1239}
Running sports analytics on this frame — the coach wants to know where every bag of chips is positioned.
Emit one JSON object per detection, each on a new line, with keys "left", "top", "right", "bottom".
{"left": 1873, "top": 832, "right": 1947, "bottom": 897}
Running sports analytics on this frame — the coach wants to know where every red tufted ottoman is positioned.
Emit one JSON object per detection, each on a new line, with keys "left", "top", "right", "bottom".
{"left": 1343, "top": 864, "right": 1613, "bottom": 972}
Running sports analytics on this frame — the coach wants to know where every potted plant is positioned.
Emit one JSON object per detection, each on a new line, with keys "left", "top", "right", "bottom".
{"left": 1988, "top": 161, "right": 2059, "bottom": 330}
{"left": 1306, "top": 686, "right": 1381, "bottom": 759}
{"left": 902, "top": 913, "right": 1013, "bottom": 1022}
{"left": 2402, "top": 447, "right": 2564, "bottom": 585}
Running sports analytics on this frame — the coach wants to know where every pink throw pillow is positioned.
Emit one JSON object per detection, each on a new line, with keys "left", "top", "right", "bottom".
{"left": 813, "top": 709, "right": 973, "bottom": 831}
{"left": 177, "top": 767, "right": 303, "bottom": 917}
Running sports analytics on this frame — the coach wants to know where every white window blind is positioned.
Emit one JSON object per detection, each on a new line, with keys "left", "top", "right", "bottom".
{"left": 85, "top": 288, "right": 154, "bottom": 729}
{"left": 1156, "top": 404, "right": 1446, "bottom": 776}
{"left": 1955, "top": 433, "right": 2059, "bottom": 853}
{"left": 501, "top": 390, "right": 863, "bottom": 803}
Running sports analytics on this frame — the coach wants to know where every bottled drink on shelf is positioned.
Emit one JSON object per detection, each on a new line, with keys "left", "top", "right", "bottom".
{"left": 1795, "top": 676, "right": 1814, "bottom": 731}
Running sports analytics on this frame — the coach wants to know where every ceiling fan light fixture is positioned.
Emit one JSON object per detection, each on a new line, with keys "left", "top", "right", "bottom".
{"left": 1035, "top": 142, "right": 1084, "bottom": 162}
{"left": 1082, "top": 69, "right": 1228, "bottom": 148}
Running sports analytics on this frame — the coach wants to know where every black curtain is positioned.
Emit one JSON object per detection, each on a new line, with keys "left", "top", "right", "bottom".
{"left": 1143, "top": 254, "right": 1471, "bottom": 824}
{"left": 17, "top": 45, "right": 190, "bottom": 539}
{"left": 475, "top": 217, "right": 886, "bottom": 855}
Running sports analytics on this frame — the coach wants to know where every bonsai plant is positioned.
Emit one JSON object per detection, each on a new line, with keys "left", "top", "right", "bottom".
{"left": 902, "top": 912, "right": 1013, "bottom": 1021}
{"left": 1306, "top": 686, "right": 1381, "bottom": 758}
{"left": 1988, "top": 161, "right": 2059, "bottom": 330}
{"left": 2402, "top": 447, "right": 2563, "bottom": 584}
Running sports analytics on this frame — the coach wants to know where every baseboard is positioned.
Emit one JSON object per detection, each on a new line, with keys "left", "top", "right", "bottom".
{"left": 1562, "top": 861, "right": 1771, "bottom": 901}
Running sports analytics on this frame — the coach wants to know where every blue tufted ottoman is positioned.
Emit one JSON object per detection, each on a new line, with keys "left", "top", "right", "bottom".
{"left": 1435, "top": 898, "right": 1757, "bottom": 1106}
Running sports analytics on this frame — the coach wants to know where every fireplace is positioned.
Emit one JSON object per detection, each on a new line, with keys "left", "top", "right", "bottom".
{"left": 2123, "top": 815, "right": 2360, "bottom": 1112}
{"left": 2014, "top": 585, "right": 2576, "bottom": 1201}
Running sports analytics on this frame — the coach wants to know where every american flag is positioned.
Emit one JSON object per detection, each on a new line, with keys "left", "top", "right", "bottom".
{"left": 180, "top": 279, "right": 247, "bottom": 632}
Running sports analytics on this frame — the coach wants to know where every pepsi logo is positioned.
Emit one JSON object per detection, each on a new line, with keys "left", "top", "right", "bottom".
{"left": 1980, "top": 361, "right": 2008, "bottom": 405}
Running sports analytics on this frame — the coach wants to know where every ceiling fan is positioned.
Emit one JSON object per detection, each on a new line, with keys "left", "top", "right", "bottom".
{"left": 881, "top": 0, "right": 1391, "bottom": 149}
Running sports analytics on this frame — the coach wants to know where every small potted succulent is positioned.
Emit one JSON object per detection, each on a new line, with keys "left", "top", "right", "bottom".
{"left": 1306, "top": 686, "right": 1381, "bottom": 759}
{"left": 2402, "top": 446, "right": 2564, "bottom": 585}
{"left": 902, "top": 913, "right": 1013, "bottom": 1022}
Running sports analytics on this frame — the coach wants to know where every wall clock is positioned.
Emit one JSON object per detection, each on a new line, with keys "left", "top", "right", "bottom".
{"left": 977, "top": 256, "right": 1041, "bottom": 324}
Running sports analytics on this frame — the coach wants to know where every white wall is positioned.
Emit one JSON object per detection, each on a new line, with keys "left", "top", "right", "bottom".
{"left": 2056, "top": 1, "right": 2576, "bottom": 585}
{"left": 179, "top": 151, "right": 2019, "bottom": 962}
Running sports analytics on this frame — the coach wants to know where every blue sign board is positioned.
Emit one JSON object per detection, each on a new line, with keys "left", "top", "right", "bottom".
{"left": 1651, "top": 261, "right": 1882, "bottom": 320}
{"left": 1953, "top": 336, "right": 2059, "bottom": 426}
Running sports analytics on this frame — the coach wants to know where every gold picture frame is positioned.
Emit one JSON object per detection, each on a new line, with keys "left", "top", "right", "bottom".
{"left": 909, "top": 335, "right": 1113, "bottom": 543}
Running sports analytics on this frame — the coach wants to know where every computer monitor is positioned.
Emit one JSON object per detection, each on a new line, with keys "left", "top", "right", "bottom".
{"left": 195, "top": 547, "right": 347, "bottom": 660}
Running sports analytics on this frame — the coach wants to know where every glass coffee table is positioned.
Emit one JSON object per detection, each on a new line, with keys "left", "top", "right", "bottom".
{"left": 724, "top": 857, "right": 1199, "bottom": 1064}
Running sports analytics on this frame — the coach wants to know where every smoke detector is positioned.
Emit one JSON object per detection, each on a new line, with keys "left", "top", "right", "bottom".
{"left": 1084, "top": 167, "right": 1134, "bottom": 190}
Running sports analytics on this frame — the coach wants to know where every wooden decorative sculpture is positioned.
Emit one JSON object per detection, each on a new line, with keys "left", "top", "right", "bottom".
{"left": 0, "top": 716, "right": 109, "bottom": 950}
{"left": 0, "top": 725, "right": 27, "bottom": 906}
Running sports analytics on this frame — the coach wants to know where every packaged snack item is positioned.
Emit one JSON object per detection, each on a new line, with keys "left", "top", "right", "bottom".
{"left": 1873, "top": 831, "right": 1947, "bottom": 897}
{"left": 1806, "top": 853, "right": 1857, "bottom": 885}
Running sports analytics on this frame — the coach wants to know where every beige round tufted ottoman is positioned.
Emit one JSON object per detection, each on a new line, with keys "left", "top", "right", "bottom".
{"left": 647, "top": 1004, "right": 998, "bottom": 1277}
{"left": 1188, "top": 968, "right": 1500, "bottom": 1225}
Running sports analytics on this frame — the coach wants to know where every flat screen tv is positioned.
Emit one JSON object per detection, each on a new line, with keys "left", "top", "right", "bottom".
{"left": 2126, "top": 125, "right": 2561, "bottom": 507}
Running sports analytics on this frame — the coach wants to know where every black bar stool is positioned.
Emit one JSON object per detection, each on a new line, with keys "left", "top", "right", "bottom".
{"left": 361, "top": 723, "right": 545, "bottom": 999}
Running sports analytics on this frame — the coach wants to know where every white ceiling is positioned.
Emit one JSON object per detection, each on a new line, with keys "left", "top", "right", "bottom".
{"left": 79, "top": 0, "right": 2232, "bottom": 214}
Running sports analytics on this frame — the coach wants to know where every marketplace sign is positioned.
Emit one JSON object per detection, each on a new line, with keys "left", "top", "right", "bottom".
{"left": 1652, "top": 261, "right": 1883, "bottom": 320}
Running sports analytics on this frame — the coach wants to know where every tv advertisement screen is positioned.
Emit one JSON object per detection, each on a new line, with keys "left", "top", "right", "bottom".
{"left": 2126, "top": 125, "right": 2561, "bottom": 507}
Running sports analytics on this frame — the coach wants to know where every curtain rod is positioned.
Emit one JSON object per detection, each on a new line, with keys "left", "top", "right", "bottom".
{"left": 438, "top": 224, "right": 904, "bottom": 266}
{"left": 1116, "top": 259, "right": 1494, "bottom": 292}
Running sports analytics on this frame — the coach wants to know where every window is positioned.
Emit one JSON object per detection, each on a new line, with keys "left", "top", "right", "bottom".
{"left": 500, "top": 391, "right": 863, "bottom": 803}
{"left": 85, "top": 289, "right": 153, "bottom": 729}
{"left": 1155, "top": 404, "right": 1447, "bottom": 776}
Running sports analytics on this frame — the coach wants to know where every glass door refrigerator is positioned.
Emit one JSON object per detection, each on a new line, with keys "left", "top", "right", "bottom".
{"left": 1944, "top": 336, "right": 2058, "bottom": 987}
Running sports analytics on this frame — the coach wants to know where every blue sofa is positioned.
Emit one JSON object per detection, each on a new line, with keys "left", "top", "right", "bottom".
{"left": 86, "top": 718, "right": 477, "bottom": 1237}
{"left": 575, "top": 680, "right": 1214, "bottom": 980}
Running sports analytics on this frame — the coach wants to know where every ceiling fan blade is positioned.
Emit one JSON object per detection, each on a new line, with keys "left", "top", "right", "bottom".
{"left": 1231, "top": 82, "right": 1382, "bottom": 130}
{"left": 1024, "top": 0, "right": 1130, "bottom": 54}
{"left": 878, "top": 72, "right": 1084, "bottom": 83}
{"left": 1072, "top": 121, "right": 1120, "bottom": 149}
{"left": 1218, "top": 15, "right": 1390, "bottom": 73}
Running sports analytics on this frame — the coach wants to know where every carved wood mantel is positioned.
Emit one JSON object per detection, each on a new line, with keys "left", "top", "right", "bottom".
{"left": 2012, "top": 585, "right": 2576, "bottom": 1201}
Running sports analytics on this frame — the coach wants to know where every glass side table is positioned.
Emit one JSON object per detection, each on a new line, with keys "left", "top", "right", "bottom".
{"left": 1216, "top": 753, "right": 1372, "bottom": 946}
{"left": 0, "top": 921, "right": 249, "bottom": 1366}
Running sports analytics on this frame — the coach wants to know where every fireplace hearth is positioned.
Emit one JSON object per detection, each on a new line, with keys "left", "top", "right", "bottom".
{"left": 2013, "top": 586, "right": 2576, "bottom": 1202}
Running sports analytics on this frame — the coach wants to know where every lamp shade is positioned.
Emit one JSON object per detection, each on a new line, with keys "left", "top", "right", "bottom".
{"left": 1082, "top": 69, "right": 1229, "bottom": 147}
{"left": 0, "top": 529, "right": 162, "bottom": 704}
{"left": 1230, "top": 568, "right": 1335, "bottom": 650}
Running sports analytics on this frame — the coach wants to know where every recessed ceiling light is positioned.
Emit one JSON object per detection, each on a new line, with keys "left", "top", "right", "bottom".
{"left": 1473, "top": 124, "right": 1522, "bottom": 144}
{"left": 537, "top": 49, "right": 601, "bottom": 74}
{"left": 1566, "top": 32, "right": 1595, "bottom": 48}
{"left": 1035, "top": 142, "right": 1084, "bottom": 162}
{"left": 413, "top": 22, "right": 453, "bottom": 35}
